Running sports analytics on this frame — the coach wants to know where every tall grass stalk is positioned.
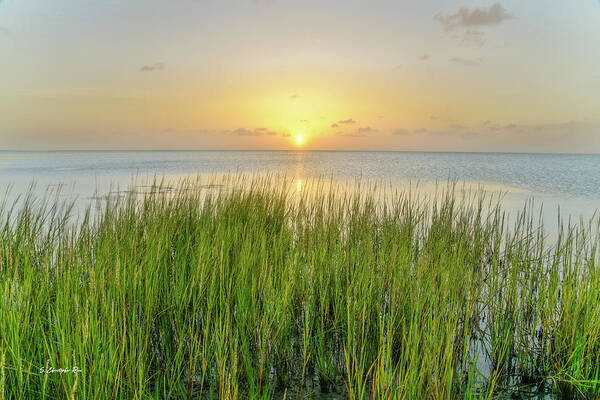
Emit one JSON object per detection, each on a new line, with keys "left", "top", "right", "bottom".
{"left": 0, "top": 175, "right": 598, "bottom": 399}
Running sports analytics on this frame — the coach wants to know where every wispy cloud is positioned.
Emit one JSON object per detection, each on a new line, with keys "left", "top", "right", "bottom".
{"left": 231, "top": 128, "right": 261, "bottom": 136}
{"left": 487, "top": 123, "right": 518, "bottom": 131}
{"left": 451, "top": 57, "right": 483, "bottom": 66}
{"left": 339, "top": 126, "right": 376, "bottom": 137}
{"left": 339, "top": 132, "right": 368, "bottom": 138}
{"left": 290, "top": 94, "right": 298, "bottom": 99}
{"left": 462, "top": 29, "right": 486, "bottom": 47}
{"left": 139, "top": 62, "right": 165, "bottom": 72}
{"left": 394, "top": 127, "right": 464, "bottom": 136}
{"left": 330, "top": 123, "right": 339, "bottom": 128}
{"left": 164, "top": 127, "right": 281, "bottom": 137}
{"left": 436, "top": 3, "right": 513, "bottom": 31}
{"left": 254, "top": 127, "right": 278, "bottom": 135}
{"left": 357, "top": 127, "right": 376, "bottom": 133}
{"left": 481, "top": 120, "right": 600, "bottom": 152}
{"left": 337, "top": 118, "right": 356, "bottom": 124}
{"left": 224, "top": 128, "right": 281, "bottom": 136}
{"left": 162, "top": 128, "right": 210, "bottom": 135}
{"left": 428, "top": 130, "right": 459, "bottom": 136}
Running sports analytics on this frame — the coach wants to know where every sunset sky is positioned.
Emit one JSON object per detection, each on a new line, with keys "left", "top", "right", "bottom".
{"left": 1, "top": 0, "right": 599, "bottom": 152}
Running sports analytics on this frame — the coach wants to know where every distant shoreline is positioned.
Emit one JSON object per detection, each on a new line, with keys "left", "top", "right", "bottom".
{"left": 1, "top": 149, "right": 599, "bottom": 155}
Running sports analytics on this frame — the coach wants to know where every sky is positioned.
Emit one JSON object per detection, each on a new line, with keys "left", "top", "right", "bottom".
{"left": 1, "top": 0, "right": 599, "bottom": 152}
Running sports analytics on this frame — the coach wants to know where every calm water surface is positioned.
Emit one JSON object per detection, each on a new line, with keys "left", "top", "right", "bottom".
{"left": 0, "top": 151, "right": 598, "bottom": 232}
{"left": 0, "top": 151, "right": 598, "bottom": 398}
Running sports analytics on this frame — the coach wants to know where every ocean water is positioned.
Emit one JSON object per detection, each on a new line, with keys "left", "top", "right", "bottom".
{"left": 0, "top": 150, "right": 598, "bottom": 232}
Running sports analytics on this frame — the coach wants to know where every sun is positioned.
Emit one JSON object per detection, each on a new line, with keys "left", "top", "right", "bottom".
{"left": 296, "top": 136, "right": 303, "bottom": 145}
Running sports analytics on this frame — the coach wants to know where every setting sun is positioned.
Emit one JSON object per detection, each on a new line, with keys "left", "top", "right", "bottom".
{"left": 296, "top": 136, "right": 303, "bottom": 145}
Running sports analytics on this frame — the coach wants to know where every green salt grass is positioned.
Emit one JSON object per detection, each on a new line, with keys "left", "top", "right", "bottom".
{"left": 0, "top": 175, "right": 598, "bottom": 399}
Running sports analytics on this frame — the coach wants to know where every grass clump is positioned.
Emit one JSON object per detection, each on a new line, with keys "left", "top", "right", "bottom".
{"left": 0, "top": 175, "right": 599, "bottom": 399}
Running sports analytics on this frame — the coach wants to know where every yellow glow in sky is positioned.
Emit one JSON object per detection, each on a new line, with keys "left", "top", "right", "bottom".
{"left": 1, "top": 1, "right": 599, "bottom": 152}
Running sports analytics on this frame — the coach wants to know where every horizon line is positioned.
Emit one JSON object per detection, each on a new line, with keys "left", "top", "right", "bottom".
{"left": 0, "top": 149, "right": 599, "bottom": 156}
